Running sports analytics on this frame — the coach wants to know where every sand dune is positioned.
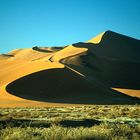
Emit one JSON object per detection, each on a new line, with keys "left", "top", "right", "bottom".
{"left": 0, "top": 30, "right": 140, "bottom": 107}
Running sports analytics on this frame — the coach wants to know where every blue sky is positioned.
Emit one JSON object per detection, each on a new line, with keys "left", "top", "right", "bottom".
{"left": 0, "top": 0, "right": 140, "bottom": 53}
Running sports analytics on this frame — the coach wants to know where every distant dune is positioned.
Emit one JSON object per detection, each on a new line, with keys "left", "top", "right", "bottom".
{"left": 0, "top": 30, "right": 140, "bottom": 107}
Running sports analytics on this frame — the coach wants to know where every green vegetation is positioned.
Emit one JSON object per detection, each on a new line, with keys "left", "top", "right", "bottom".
{"left": 0, "top": 105, "right": 140, "bottom": 140}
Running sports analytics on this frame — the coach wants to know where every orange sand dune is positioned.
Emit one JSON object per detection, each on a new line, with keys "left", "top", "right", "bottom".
{"left": 0, "top": 30, "right": 140, "bottom": 107}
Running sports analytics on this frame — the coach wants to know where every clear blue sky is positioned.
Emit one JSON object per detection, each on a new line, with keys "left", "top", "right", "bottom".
{"left": 0, "top": 0, "right": 140, "bottom": 53}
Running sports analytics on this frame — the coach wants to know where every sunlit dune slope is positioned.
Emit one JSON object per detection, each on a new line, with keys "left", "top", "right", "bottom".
{"left": 87, "top": 32, "right": 105, "bottom": 44}
{"left": 0, "top": 30, "right": 140, "bottom": 107}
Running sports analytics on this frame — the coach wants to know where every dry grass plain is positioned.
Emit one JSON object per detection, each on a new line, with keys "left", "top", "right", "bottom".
{"left": 0, "top": 105, "right": 140, "bottom": 140}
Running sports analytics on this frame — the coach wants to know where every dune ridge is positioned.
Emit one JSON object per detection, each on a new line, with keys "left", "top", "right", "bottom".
{"left": 0, "top": 30, "right": 140, "bottom": 107}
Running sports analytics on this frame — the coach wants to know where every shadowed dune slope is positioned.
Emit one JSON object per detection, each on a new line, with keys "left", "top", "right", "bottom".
{"left": 74, "top": 31, "right": 140, "bottom": 62}
{"left": 6, "top": 67, "right": 140, "bottom": 104}
{"left": 0, "top": 30, "right": 140, "bottom": 107}
{"left": 62, "top": 31, "right": 140, "bottom": 98}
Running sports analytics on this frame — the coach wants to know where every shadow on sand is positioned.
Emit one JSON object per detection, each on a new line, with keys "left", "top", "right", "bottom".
{"left": 6, "top": 67, "right": 140, "bottom": 105}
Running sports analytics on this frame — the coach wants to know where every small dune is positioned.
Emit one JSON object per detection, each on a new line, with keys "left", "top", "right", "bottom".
{"left": 32, "top": 46, "right": 63, "bottom": 53}
{"left": 0, "top": 54, "right": 14, "bottom": 60}
{"left": 0, "top": 30, "right": 140, "bottom": 107}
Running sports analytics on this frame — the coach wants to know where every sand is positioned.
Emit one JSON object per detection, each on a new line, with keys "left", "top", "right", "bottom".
{"left": 0, "top": 30, "right": 140, "bottom": 107}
